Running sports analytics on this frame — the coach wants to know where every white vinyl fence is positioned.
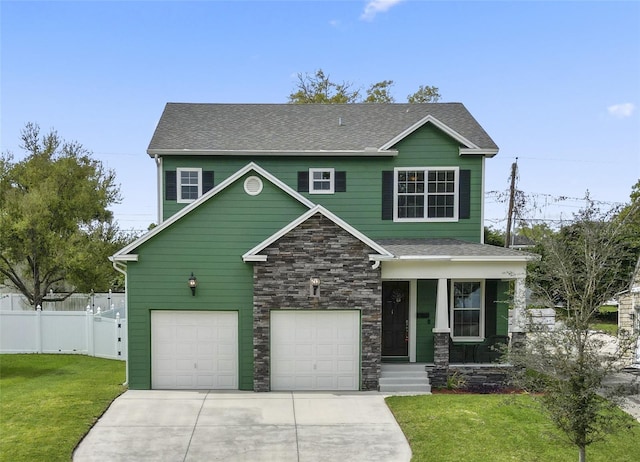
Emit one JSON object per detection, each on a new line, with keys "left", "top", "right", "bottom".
{"left": 0, "top": 291, "right": 125, "bottom": 315}
{"left": 509, "top": 307, "right": 557, "bottom": 331}
{"left": 0, "top": 308, "right": 127, "bottom": 360}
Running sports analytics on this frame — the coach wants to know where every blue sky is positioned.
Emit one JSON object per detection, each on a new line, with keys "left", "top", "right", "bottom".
{"left": 2, "top": 0, "right": 639, "bottom": 233}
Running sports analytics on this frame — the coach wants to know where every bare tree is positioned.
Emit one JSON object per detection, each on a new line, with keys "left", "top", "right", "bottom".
{"left": 510, "top": 196, "right": 639, "bottom": 462}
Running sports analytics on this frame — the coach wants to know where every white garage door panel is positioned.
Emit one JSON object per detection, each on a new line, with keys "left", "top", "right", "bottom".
{"left": 151, "top": 311, "right": 238, "bottom": 390}
{"left": 271, "top": 310, "right": 360, "bottom": 391}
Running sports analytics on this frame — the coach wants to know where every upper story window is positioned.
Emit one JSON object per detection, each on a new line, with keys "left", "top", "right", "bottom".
{"left": 165, "top": 169, "right": 214, "bottom": 203}
{"left": 177, "top": 168, "right": 202, "bottom": 203}
{"left": 309, "top": 168, "right": 335, "bottom": 194}
{"left": 450, "top": 280, "right": 484, "bottom": 341}
{"left": 394, "top": 167, "right": 459, "bottom": 222}
{"left": 298, "top": 169, "right": 346, "bottom": 194}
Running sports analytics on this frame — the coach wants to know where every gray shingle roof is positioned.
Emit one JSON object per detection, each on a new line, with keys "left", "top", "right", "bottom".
{"left": 147, "top": 103, "right": 498, "bottom": 155}
{"left": 376, "top": 238, "right": 536, "bottom": 260}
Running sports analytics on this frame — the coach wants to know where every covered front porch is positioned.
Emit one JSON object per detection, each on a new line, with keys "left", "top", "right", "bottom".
{"left": 373, "top": 239, "right": 533, "bottom": 388}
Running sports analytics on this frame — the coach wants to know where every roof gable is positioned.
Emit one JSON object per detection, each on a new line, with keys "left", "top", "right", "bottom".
{"left": 147, "top": 103, "right": 498, "bottom": 157}
{"left": 242, "top": 205, "right": 393, "bottom": 262}
{"left": 111, "top": 163, "right": 314, "bottom": 260}
{"left": 379, "top": 114, "right": 479, "bottom": 151}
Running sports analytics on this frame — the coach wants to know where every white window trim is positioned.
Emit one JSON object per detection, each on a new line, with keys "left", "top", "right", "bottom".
{"left": 393, "top": 166, "right": 459, "bottom": 222}
{"left": 177, "top": 168, "right": 203, "bottom": 203}
{"left": 309, "top": 168, "right": 335, "bottom": 194}
{"left": 450, "top": 279, "right": 485, "bottom": 342}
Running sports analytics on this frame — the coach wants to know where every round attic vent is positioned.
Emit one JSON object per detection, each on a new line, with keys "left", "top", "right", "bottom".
{"left": 244, "top": 176, "right": 263, "bottom": 196}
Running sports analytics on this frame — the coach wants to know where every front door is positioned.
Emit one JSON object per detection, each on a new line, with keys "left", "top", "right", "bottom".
{"left": 382, "top": 281, "right": 409, "bottom": 357}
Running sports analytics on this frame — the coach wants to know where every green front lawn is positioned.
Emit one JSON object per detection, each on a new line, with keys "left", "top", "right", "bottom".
{"left": 590, "top": 321, "right": 618, "bottom": 336}
{"left": 386, "top": 394, "right": 640, "bottom": 462}
{"left": 0, "top": 354, "right": 126, "bottom": 462}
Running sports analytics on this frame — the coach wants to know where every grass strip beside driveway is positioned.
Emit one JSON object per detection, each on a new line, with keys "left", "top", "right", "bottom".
{"left": 386, "top": 394, "right": 640, "bottom": 462}
{"left": 0, "top": 354, "right": 125, "bottom": 462}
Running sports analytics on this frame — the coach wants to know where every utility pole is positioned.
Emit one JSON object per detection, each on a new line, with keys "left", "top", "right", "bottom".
{"left": 505, "top": 158, "right": 518, "bottom": 248}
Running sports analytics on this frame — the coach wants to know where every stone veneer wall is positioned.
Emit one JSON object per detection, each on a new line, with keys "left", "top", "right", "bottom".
{"left": 431, "top": 333, "right": 450, "bottom": 387}
{"left": 449, "top": 365, "right": 513, "bottom": 392}
{"left": 252, "top": 213, "right": 382, "bottom": 392}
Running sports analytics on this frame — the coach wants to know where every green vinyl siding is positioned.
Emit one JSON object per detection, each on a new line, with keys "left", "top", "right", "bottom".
{"left": 161, "top": 124, "right": 484, "bottom": 243}
{"left": 416, "top": 279, "right": 437, "bottom": 362}
{"left": 126, "top": 173, "right": 309, "bottom": 390}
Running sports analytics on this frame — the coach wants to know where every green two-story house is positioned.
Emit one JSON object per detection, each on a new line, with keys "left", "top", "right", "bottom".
{"left": 111, "top": 103, "right": 532, "bottom": 391}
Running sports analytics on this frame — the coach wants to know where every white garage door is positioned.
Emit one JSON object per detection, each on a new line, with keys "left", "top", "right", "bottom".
{"left": 271, "top": 310, "right": 360, "bottom": 391}
{"left": 151, "top": 311, "right": 238, "bottom": 390}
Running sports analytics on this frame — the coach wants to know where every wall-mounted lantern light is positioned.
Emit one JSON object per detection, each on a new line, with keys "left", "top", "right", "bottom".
{"left": 188, "top": 273, "right": 198, "bottom": 296}
{"left": 310, "top": 277, "right": 320, "bottom": 297}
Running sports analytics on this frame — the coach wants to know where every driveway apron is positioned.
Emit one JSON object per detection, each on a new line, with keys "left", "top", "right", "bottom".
{"left": 73, "top": 390, "right": 412, "bottom": 462}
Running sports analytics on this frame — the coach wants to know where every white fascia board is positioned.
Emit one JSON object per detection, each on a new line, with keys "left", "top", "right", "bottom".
{"left": 371, "top": 255, "right": 534, "bottom": 262}
{"left": 111, "top": 162, "right": 315, "bottom": 260}
{"left": 243, "top": 255, "right": 268, "bottom": 262}
{"left": 147, "top": 149, "right": 398, "bottom": 157}
{"left": 381, "top": 259, "right": 528, "bottom": 280}
{"left": 459, "top": 148, "right": 499, "bottom": 157}
{"left": 243, "top": 205, "right": 393, "bottom": 262}
{"left": 450, "top": 255, "right": 537, "bottom": 262}
{"left": 379, "top": 115, "right": 480, "bottom": 151}
{"left": 369, "top": 255, "right": 395, "bottom": 261}
{"left": 395, "top": 256, "right": 454, "bottom": 261}
{"left": 109, "top": 254, "right": 138, "bottom": 262}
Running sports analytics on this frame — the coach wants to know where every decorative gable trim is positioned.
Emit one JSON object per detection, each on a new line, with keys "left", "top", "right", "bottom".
{"left": 112, "top": 163, "right": 316, "bottom": 261}
{"left": 379, "top": 115, "right": 495, "bottom": 156}
{"left": 242, "top": 205, "right": 393, "bottom": 262}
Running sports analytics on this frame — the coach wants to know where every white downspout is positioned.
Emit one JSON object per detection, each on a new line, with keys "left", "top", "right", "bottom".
{"left": 480, "top": 156, "right": 486, "bottom": 244}
{"left": 111, "top": 259, "right": 129, "bottom": 386}
{"left": 155, "top": 154, "right": 162, "bottom": 225}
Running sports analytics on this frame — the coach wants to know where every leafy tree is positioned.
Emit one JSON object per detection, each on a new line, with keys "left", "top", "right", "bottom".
{"left": 615, "top": 178, "right": 640, "bottom": 255}
{"left": 484, "top": 226, "right": 505, "bottom": 247}
{"left": 364, "top": 79, "right": 395, "bottom": 103}
{"left": 407, "top": 84, "right": 441, "bottom": 103}
{"left": 288, "top": 69, "right": 440, "bottom": 104}
{"left": 288, "top": 69, "right": 360, "bottom": 104}
{"left": 510, "top": 197, "right": 639, "bottom": 462}
{"left": 0, "top": 123, "right": 129, "bottom": 307}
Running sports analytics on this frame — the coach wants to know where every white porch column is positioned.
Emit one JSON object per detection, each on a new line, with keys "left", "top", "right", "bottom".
{"left": 511, "top": 277, "right": 526, "bottom": 333}
{"left": 409, "top": 280, "right": 417, "bottom": 362}
{"left": 433, "top": 278, "right": 450, "bottom": 333}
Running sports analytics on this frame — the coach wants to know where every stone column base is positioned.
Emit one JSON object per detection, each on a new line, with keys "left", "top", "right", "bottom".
{"left": 431, "top": 332, "right": 450, "bottom": 388}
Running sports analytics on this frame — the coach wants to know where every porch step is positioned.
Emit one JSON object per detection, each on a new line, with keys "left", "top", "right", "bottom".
{"left": 379, "top": 363, "right": 431, "bottom": 394}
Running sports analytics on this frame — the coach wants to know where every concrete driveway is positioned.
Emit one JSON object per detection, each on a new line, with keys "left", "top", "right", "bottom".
{"left": 73, "top": 390, "right": 412, "bottom": 462}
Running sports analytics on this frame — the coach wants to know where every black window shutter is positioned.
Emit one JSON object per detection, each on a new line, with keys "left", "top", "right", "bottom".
{"left": 165, "top": 171, "right": 177, "bottom": 201}
{"left": 459, "top": 169, "right": 471, "bottom": 219}
{"left": 203, "top": 171, "right": 214, "bottom": 193}
{"left": 297, "top": 171, "right": 309, "bottom": 192}
{"left": 335, "top": 171, "right": 347, "bottom": 192}
{"left": 381, "top": 171, "right": 394, "bottom": 220}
